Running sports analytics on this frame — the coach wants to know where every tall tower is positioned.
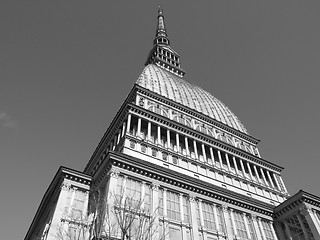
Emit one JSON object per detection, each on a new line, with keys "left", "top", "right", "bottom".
{"left": 27, "top": 8, "right": 320, "bottom": 240}
{"left": 83, "top": 8, "right": 289, "bottom": 240}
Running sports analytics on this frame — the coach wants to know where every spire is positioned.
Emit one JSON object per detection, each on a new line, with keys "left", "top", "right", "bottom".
{"left": 145, "top": 7, "right": 185, "bottom": 77}
{"left": 154, "top": 7, "right": 170, "bottom": 45}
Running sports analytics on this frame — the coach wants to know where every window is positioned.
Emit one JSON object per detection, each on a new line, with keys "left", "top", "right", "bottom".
{"left": 216, "top": 207, "right": 225, "bottom": 233}
{"left": 166, "top": 191, "right": 180, "bottom": 221}
{"left": 172, "top": 156, "right": 178, "bottom": 165}
{"left": 125, "top": 178, "right": 142, "bottom": 206}
{"left": 159, "top": 189, "right": 163, "bottom": 216}
{"left": 261, "top": 220, "right": 275, "bottom": 240}
{"left": 183, "top": 196, "right": 190, "bottom": 223}
{"left": 233, "top": 211, "right": 248, "bottom": 239}
{"left": 144, "top": 184, "right": 151, "bottom": 212}
{"left": 247, "top": 216, "right": 257, "bottom": 240}
{"left": 202, "top": 202, "right": 217, "bottom": 231}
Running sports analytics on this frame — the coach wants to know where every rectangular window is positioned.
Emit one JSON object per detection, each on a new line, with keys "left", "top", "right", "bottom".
{"left": 144, "top": 184, "right": 151, "bottom": 212}
{"left": 196, "top": 201, "right": 201, "bottom": 226}
{"left": 261, "top": 220, "right": 274, "bottom": 240}
{"left": 125, "top": 178, "right": 142, "bottom": 206}
{"left": 202, "top": 202, "right": 217, "bottom": 231}
{"left": 167, "top": 191, "right": 180, "bottom": 221}
{"left": 183, "top": 196, "right": 190, "bottom": 223}
{"left": 233, "top": 211, "right": 248, "bottom": 239}
{"left": 247, "top": 216, "right": 257, "bottom": 240}
{"left": 216, "top": 206, "right": 225, "bottom": 233}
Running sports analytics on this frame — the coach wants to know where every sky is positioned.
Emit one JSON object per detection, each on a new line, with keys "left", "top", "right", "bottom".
{"left": 1, "top": 1, "right": 320, "bottom": 239}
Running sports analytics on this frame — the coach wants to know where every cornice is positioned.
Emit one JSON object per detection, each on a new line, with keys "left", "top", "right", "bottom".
{"left": 106, "top": 151, "right": 275, "bottom": 217}
{"left": 128, "top": 103, "right": 284, "bottom": 173}
{"left": 274, "top": 190, "right": 320, "bottom": 219}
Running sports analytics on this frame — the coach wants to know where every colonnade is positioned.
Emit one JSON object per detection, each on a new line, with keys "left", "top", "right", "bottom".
{"left": 124, "top": 114, "right": 285, "bottom": 193}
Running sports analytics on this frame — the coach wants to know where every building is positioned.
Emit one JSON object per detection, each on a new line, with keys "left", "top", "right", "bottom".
{"left": 25, "top": 8, "right": 320, "bottom": 240}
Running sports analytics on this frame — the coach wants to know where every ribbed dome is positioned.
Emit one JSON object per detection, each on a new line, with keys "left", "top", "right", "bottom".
{"left": 136, "top": 64, "right": 248, "bottom": 134}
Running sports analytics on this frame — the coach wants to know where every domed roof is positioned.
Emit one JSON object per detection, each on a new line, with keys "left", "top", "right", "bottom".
{"left": 136, "top": 64, "right": 248, "bottom": 134}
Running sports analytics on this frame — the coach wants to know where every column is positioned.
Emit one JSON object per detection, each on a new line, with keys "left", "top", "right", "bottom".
{"left": 157, "top": 126, "right": 161, "bottom": 145}
{"left": 239, "top": 159, "right": 246, "bottom": 177}
{"left": 176, "top": 133, "right": 180, "bottom": 153}
{"left": 198, "top": 199, "right": 204, "bottom": 227}
{"left": 221, "top": 205, "right": 233, "bottom": 238}
{"left": 225, "top": 153, "right": 232, "bottom": 172}
{"left": 229, "top": 209, "right": 237, "bottom": 238}
{"left": 137, "top": 117, "right": 141, "bottom": 137}
{"left": 117, "top": 130, "right": 121, "bottom": 144}
{"left": 271, "top": 173, "right": 280, "bottom": 190}
{"left": 217, "top": 150, "right": 223, "bottom": 169}
{"left": 258, "top": 218, "right": 267, "bottom": 240}
{"left": 253, "top": 165, "right": 262, "bottom": 184}
{"left": 212, "top": 204, "right": 220, "bottom": 232}
{"left": 126, "top": 114, "right": 131, "bottom": 133}
{"left": 185, "top": 137, "right": 190, "bottom": 156}
{"left": 252, "top": 215, "right": 263, "bottom": 240}
{"left": 67, "top": 187, "right": 77, "bottom": 216}
{"left": 166, "top": 130, "right": 171, "bottom": 149}
{"left": 266, "top": 171, "right": 275, "bottom": 188}
{"left": 243, "top": 213, "right": 251, "bottom": 239}
{"left": 189, "top": 196, "right": 199, "bottom": 240}
{"left": 301, "top": 206, "right": 320, "bottom": 240}
{"left": 233, "top": 156, "right": 239, "bottom": 175}
{"left": 209, "top": 147, "right": 215, "bottom": 166}
{"left": 193, "top": 140, "right": 198, "bottom": 159}
{"left": 147, "top": 122, "right": 151, "bottom": 141}
{"left": 151, "top": 183, "right": 160, "bottom": 240}
{"left": 202, "top": 144, "right": 207, "bottom": 162}
{"left": 122, "top": 122, "right": 126, "bottom": 137}
{"left": 247, "top": 162, "right": 254, "bottom": 181}
{"left": 260, "top": 168, "right": 268, "bottom": 186}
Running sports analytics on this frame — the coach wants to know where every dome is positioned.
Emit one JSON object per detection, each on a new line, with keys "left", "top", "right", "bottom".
{"left": 136, "top": 64, "right": 248, "bottom": 134}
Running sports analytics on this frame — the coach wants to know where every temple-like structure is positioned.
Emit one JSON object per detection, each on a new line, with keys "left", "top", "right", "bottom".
{"left": 25, "top": 8, "right": 320, "bottom": 240}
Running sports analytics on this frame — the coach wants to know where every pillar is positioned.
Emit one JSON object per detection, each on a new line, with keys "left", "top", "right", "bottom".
{"left": 209, "top": 147, "right": 215, "bottom": 166}
{"left": 147, "top": 122, "right": 151, "bottom": 141}
{"left": 176, "top": 133, "right": 180, "bottom": 153}
{"left": 266, "top": 171, "right": 275, "bottom": 188}
{"left": 239, "top": 159, "right": 246, "bottom": 178}
{"left": 189, "top": 196, "right": 199, "bottom": 240}
{"left": 253, "top": 165, "right": 262, "bottom": 184}
{"left": 179, "top": 193, "right": 184, "bottom": 222}
{"left": 126, "top": 114, "right": 131, "bottom": 133}
{"left": 137, "top": 117, "right": 141, "bottom": 137}
{"left": 247, "top": 162, "right": 254, "bottom": 181}
{"left": 163, "top": 188, "right": 167, "bottom": 217}
{"left": 284, "top": 222, "right": 293, "bottom": 240}
{"left": 185, "top": 137, "right": 190, "bottom": 156}
{"left": 122, "top": 122, "right": 126, "bottom": 137}
{"left": 198, "top": 199, "right": 204, "bottom": 227}
{"left": 157, "top": 126, "right": 161, "bottom": 145}
{"left": 221, "top": 205, "right": 233, "bottom": 238}
{"left": 260, "top": 168, "right": 268, "bottom": 186}
{"left": 193, "top": 140, "right": 198, "bottom": 159}
{"left": 233, "top": 156, "right": 239, "bottom": 175}
{"left": 225, "top": 153, "right": 232, "bottom": 172}
{"left": 166, "top": 130, "right": 171, "bottom": 149}
{"left": 217, "top": 150, "right": 223, "bottom": 169}
{"left": 202, "top": 144, "right": 207, "bottom": 163}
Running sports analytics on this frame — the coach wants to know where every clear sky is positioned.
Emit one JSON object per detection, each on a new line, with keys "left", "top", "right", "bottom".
{"left": 1, "top": 1, "right": 320, "bottom": 239}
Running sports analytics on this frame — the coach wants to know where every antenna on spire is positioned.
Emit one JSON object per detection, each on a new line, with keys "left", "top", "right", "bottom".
{"left": 145, "top": 7, "right": 186, "bottom": 77}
